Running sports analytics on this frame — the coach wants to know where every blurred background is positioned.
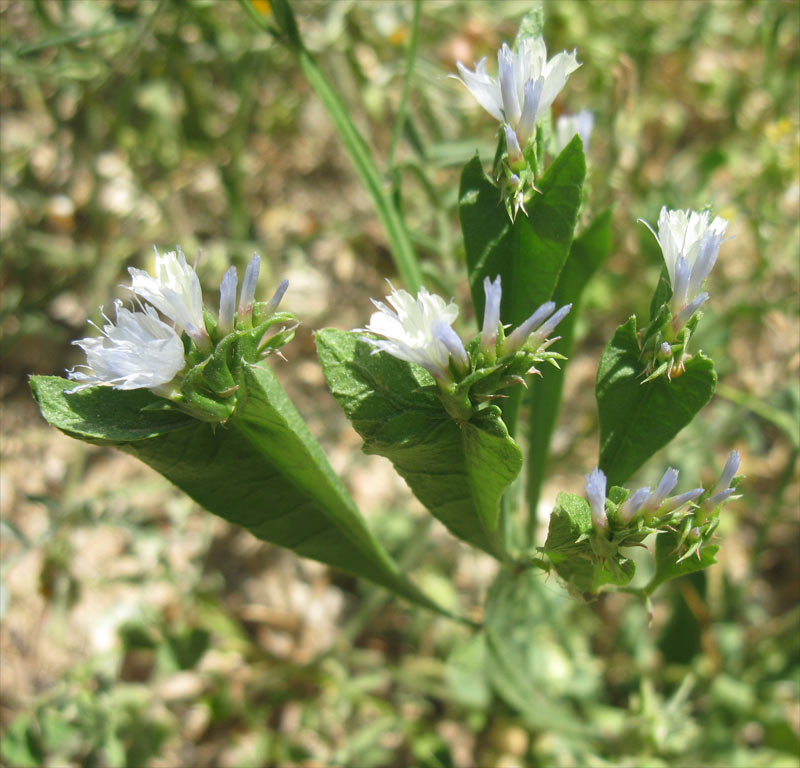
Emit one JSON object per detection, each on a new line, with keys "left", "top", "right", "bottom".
{"left": 1, "top": 1, "right": 798, "bottom": 765}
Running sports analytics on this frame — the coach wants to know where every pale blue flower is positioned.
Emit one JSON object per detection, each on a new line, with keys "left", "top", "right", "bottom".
{"left": 618, "top": 486, "right": 651, "bottom": 524}
{"left": 705, "top": 450, "right": 741, "bottom": 509}
{"left": 503, "top": 300, "right": 571, "bottom": 354}
{"left": 481, "top": 275, "right": 503, "bottom": 352}
{"left": 644, "top": 467, "right": 680, "bottom": 512}
{"left": 585, "top": 467, "right": 608, "bottom": 531}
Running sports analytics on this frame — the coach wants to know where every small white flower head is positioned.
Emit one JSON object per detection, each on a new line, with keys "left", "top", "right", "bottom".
{"left": 481, "top": 275, "right": 503, "bottom": 353}
{"left": 503, "top": 301, "right": 572, "bottom": 355}
{"left": 454, "top": 37, "right": 581, "bottom": 147}
{"left": 705, "top": 450, "right": 741, "bottom": 509}
{"left": 68, "top": 300, "right": 185, "bottom": 393}
{"left": 128, "top": 246, "right": 206, "bottom": 342}
{"left": 555, "top": 109, "right": 594, "bottom": 153}
{"left": 640, "top": 207, "right": 729, "bottom": 321}
{"left": 359, "top": 283, "right": 466, "bottom": 381}
{"left": 585, "top": 467, "right": 608, "bottom": 531}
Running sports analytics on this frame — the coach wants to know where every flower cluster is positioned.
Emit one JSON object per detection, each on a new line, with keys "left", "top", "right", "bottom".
{"left": 453, "top": 36, "right": 581, "bottom": 219}
{"left": 360, "top": 284, "right": 467, "bottom": 381}
{"left": 69, "top": 301, "right": 187, "bottom": 396}
{"left": 68, "top": 248, "right": 294, "bottom": 419}
{"left": 636, "top": 206, "right": 730, "bottom": 380}
{"left": 358, "top": 278, "right": 570, "bottom": 420}
{"left": 583, "top": 452, "right": 741, "bottom": 561}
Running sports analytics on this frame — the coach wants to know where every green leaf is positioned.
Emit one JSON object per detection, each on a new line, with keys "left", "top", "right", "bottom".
{"left": 596, "top": 317, "right": 717, "bottom": 487}
{"left": 30, "top": 374, "right": 445, "bottom": 614}
{"left": 646, "top": 531, "right": 719, "bottom": 595}
{"left": 543, "top": 492, "right": 636, "bottom": 594}
{"left": 459, "top": 137, "right": 586, "bottom": 432}
{"left": 315, "top": 329, "right": 522, "bottom": 560}
{"left": 527, "top": 209, "right": 613, "bottom": 537}
{"left": 459, "top": 136, "right": 586, "bottom": 331}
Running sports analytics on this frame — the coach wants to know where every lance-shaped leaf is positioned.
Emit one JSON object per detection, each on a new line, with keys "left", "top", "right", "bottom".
{"left": 527, "top": 209, "right": 613, "bottom": 535}
{"left": 315, "top": 329, "right": 522, "bottom": 561}
{"left": 645, "top": 530, "right": 719, "bottom": 596}
{"left": 30, "top": 371, "right": 447, "bottom": 614}
{"left": 596, "top": 317, "right": 717, "bottom": 487}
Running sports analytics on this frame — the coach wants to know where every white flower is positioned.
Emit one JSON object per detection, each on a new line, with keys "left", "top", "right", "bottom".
{"left": 359, "top": 284, "right": 467, "bottom": 380}
{"left": 555, "top": 109, "right": 594, "bottom": 153}
{"left": 128, "top": 246, "right": 206, "bottom": 341}
{"left": 640, "top": 207, "right": 729, "bottom": 324}
{"left": 584, "top": 467, "right": 608, "bottom": 531}
{"left": 454, "top": 37, "right": 581, "bottom": 146}
{"left": 68, "top": 300, "right": 185, "bottom": 393}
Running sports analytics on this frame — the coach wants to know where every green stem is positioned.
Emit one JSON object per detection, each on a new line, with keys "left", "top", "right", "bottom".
{"left": 239, "top": 0, "right": 424, "bottom": 292}
{"left": 387, "top": 0, "right": 421, "bottom": 173}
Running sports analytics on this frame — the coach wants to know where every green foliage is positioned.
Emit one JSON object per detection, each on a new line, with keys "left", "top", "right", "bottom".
{"left": 5, "top": 0, "right": 799, "bottom": 766}
{"left": 514, "top": 3, "right": 545, "bottom": 47}
{"left": 527, "top": 209, "right": 613, "bottom": 530}
{"left": 646, "top": 529, "right": 720, "bottom": 596}
{"left": 484, "top": 569, "right": 598, "bottom": 737}
{"left": 596, "top": 316, "right": 717, "bottom": 486}
{"left": 30, "top": 373, "right": 443, "bottom": 614}
{"left": 543, "top": 492, "right": 636, "bottom": 595}
{"left": 316, "top": 328, "right": 521, "bottom": 560}
{"left": 459, "top": 137, "right": 586, "bottom": 330}
{"left": 459, "top": 136, "right": 586, "bottom": 433}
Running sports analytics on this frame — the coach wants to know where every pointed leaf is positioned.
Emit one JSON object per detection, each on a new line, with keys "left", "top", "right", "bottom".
{"left": 30, "top": 373, "right": 445, "bottom": 613}
{"left": 315, "top": 329, "right": 522, "bottom": 560}
{"left": 596, "top": 317, "right": 717, "bottom": 486}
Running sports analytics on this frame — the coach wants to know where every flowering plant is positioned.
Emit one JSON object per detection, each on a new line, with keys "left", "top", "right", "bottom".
{"left": 30, "top": 0, "right": 741, "bottom": 722}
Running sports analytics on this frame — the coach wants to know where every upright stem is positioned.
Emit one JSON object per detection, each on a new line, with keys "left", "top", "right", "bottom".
{"left": 239, "top": 0, "right": 424, "bottom": 292}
